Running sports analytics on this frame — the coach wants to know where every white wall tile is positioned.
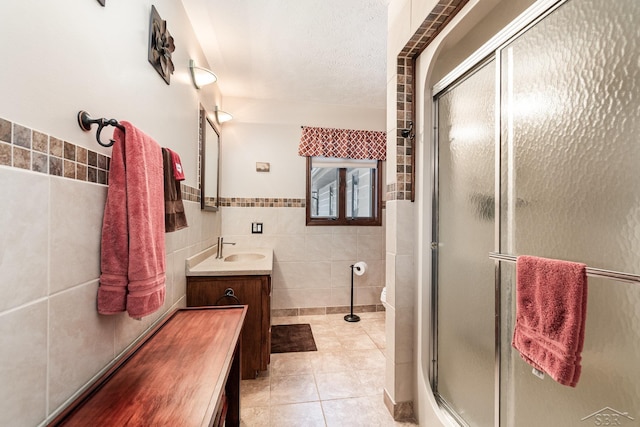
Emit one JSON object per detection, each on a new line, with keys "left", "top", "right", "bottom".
{"left": 0, "top": 300, "right": 47, "bottom": 427}
{"left": 276, "top": 207, "right": 306, "bottom": 235}
{"left": 48, "top": 281, "right": 115, "bottom": 410}
{"left": 354, "top": 259, "right": 384, "bottom": 288}
{"left": 49, "top": 177, "right": 105, "bottom": 294}
{"left": 275, "top": 261, "right": 332, "bottom": 289}
{"left": 356, "top": 286, "right": 385, "bottom": 305}
{"left": 385, "top": 202, "right": 397, "bottom": 254}
{"left": 0, "top": 168, "right": 49, "bottom": 312}
{"left": 385, "top": 306, "right": 396, "bottom": 363}
{"left": 331, "top": 260, "right": 353, "bottom": 288}
{"left": 395, "top": 254, "right": 415, "bottom": 309}
{"left": 114, "top": 311, "right": 154, "bottom": 357}
{"left": 396, "top": 201, "right": 414, "bottom": 256}
{"left": 357, "top": 233, "right": 384, "bottom": 260}
{"left": 168, "top": 230, "right": 195, "bottom": 257}
{"left": 357, "top": 224, "right": 384, "bottom": 235}
{"left": 330, "top": 287, "right": 351, "bottom": 306}
{"left": 172, "top": 248, "right": 189, "bottom": 305}
{"left": 274, "top": 235, "right": 306, "bottom": 262}
{"left": 331, "top": 233, "right": 358, "bottom": 261}
{"left": 394, "top": 308, "right": 414, "bottom": 364}
{"left": 305, "top": 234, "right": 333, "bottom": 261}
{"left": 385, "top": 253, "right": 397, "bottom": 308}
{"left": 394, "top": 361, "right": 414, "bottom": 402}
{"left": 272, "top": 288, "right": 332, "bottom": 309}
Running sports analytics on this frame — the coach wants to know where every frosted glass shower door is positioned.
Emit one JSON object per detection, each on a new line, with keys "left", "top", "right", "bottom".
{"left": 434, "top": 59, "right": 496, "bottom": 427}
{"left": 500, "top": 0, "right": 640, "bottom": 425}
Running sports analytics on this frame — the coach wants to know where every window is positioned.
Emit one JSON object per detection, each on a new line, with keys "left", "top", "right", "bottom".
{"left": 306, "top": 157, "right": 382, "bottom": 226}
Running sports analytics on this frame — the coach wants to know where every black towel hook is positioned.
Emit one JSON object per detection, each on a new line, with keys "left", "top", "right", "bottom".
{"left": 77, "top": 110, "right": 125, "bottom": 148}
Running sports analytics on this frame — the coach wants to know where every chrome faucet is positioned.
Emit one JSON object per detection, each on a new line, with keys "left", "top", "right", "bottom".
{"left": 216, "top": 236, "right": 236, "bottom": 259}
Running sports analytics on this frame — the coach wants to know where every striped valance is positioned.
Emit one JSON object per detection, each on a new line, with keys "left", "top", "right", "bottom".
{"left": 298, "top": 126, "right": 386, "bottom": 160}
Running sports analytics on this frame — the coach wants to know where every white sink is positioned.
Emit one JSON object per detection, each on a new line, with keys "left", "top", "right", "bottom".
{"left": 224, "top": 253, "right": 266, "bottom": 262}
{"left": 186, "top": 247, "right": 273, "bottom": 276}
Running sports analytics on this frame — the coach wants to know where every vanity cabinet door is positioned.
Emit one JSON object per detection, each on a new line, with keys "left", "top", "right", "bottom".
{"left": 187, "top": 275, "right": 271, "bottom": 380}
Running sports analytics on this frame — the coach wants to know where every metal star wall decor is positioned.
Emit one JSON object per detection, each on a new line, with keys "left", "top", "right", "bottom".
{"left": 148, "top": 5, "right": 175, "bottom": 85}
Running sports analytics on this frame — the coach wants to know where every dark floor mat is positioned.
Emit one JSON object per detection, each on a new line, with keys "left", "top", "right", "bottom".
{"left": 270, "top": 324, "right": 317, "bottom": 353}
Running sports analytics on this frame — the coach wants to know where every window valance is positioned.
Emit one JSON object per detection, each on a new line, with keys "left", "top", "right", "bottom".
{"left": 298, "top": 126, "right": 386, "bottom": 160}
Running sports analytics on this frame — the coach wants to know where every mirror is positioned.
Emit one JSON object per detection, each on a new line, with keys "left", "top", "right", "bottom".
{"left": 200, "top": 107, "right": 220, "bottom": 211}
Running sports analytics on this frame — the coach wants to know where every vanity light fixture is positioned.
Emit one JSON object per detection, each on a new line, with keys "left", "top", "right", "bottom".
{"left": 189, "top": 59, "right": 217, "bottom": 89}
{"left": 214, "top": 106, "right": 233, "bottom": 124}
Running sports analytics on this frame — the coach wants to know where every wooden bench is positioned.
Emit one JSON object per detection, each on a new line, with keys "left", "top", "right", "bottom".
{"left": 49, "top": 306, "right": 247, "bottom": 427}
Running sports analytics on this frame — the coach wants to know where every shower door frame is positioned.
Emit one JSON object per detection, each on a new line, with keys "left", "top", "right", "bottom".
{"left": 430, "top": 56, "right": 498, "bottom": 427}
{"left": 428, "top": 0, "right": 568, "bottom": 425}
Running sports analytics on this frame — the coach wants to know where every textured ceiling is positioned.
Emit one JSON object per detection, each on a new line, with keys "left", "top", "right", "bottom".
{"left": 182, "top": 0, "right": 390, "bottom": 109}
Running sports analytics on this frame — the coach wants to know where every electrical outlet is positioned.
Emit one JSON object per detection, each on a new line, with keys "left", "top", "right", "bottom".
{"left": 251, "top": 222, "right": 263, "bottom": 234}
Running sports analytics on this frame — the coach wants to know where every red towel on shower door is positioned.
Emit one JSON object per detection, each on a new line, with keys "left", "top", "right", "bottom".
{"left": 512, "top": 255, "right": 588, "bottom": 387}
{"left": 98, "top": 121, "right": 166, "bottom": 318}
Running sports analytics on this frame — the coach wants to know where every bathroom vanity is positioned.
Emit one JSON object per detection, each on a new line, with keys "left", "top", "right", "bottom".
{"left": 186, "top": 246, "right": 273, "bottom": 380}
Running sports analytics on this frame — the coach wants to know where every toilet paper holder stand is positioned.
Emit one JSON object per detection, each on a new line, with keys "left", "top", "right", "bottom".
{"left": 345, "top": 261, "right": 367, "bottom": 323}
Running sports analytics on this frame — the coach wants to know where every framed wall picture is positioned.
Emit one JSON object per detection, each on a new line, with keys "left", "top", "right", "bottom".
{"left": 256, "top": 162, "right": 270, "bottom": 172}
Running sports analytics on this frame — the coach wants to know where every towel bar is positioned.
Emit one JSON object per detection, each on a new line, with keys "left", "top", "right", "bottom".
{"left": 77, "top": 110, "right": 125, "bottom": 147}
{"left": 489, "top": 252, "right": 640, "bottom": 284}
{"left": 214, "top": 288, "right": 242, "bottom": 305}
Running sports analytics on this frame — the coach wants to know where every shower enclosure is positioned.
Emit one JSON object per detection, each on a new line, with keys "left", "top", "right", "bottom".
{"left": 431, "top": 0, "right": 640, "bottom": 425}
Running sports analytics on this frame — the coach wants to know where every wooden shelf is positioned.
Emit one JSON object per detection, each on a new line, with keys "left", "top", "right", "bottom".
{"left": 49, "top": 307, "right": 246, "bottom": 427}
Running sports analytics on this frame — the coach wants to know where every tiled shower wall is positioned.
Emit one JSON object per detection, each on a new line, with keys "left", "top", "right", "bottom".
{"left": 220, "top": 203, "right": 386, "bottom": 314}
{"left": 0, "top": 118, "right": 218, "bottom": 426}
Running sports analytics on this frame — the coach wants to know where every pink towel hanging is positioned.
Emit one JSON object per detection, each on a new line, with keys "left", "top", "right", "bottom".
{"left": 97, "top": 121, "right": 166, "bottom": 318}
{"left": 512, "top": 255, "right": 588, "bottom": 387}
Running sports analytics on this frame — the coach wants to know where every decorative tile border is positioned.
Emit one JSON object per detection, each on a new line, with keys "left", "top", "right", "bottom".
{"left": 272, "top": 304, "right": 385, "bottom": 318}
{"left": 219, "top": 198, "right": 387, "bottom": 209}
{"left": 181, "top": 183, "right": 200, "bottom": 203}
{"left": 0, "top": 116, "right": 200, "bottom": 201}
{"left": 1, "top": 117, "right": 110, "bottom": 184}
{"left": 219, "top": 197, "right": 306, "bottom": 208}
{"left": 388, "top": 0, "right": 469, "bottom": 202}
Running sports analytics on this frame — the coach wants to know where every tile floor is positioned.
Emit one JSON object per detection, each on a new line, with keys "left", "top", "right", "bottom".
{"left": 240, "top": 311, "right": 416, "bottom": 426}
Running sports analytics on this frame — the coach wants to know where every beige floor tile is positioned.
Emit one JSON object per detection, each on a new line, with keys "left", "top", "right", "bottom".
{"left": 270, "top": 401, "right": 326, "bottom": 427}
{"left": 307, "top": 323, "right": 338, "bottom": 336}
{"left": 241, "top": 376, "right": 271, "bottom": 408}
{"left": 241, "top": 406, "right": 270, "bottom": 426}
{"left": 354, "top": 369, "right": 385, "bottom": 397}
{"left": 313, "top": 335, "right": 346, "bottom": 352}
{"left": 361, "top": 320, "right": 386, "bottom": 334}
{"left": 336, "top": 333, "right": 378, "bottom": 350}
{"left": 357, "top": 311, "right": 385, "bottom": 320}
{"left": 345, "top": 348, "right": 386, "bottom": 371}
{"left": 298, "top": 314, "right": 332, "bottom": 325}
{"left": 322, "top": 396, "right": 401, "bottom": 427}
{"left": 325, "top": 315, "right": 365, "bottom": 330}
{"left": 309, "top": 351, "right": 354, "bottom": 374}
{"left": 314, "top": 370, "right": 367, "bottom": 400}
{"left": 270, "top": 352, "right": 313, "bottom": 377}
{"left": 270, "top": 374, "right": 319, "bottom": 405}
{"left": 366, "top": 330, "right": 386, "bottom": 349}
{"left": 257, "top": 311, "right": 402, "bottom": 425}
{"left": 331, "top": 323, "right": 366, "bottom": 336}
